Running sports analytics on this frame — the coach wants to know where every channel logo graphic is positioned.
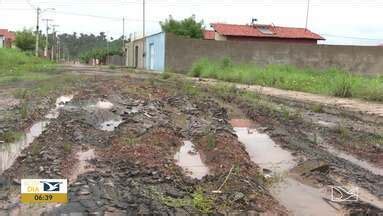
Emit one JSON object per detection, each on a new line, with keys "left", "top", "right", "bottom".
{"left": 41, "top": 181, "right": 62, "bottom": 192}
{"left": 21, "top": 179, "right": 68, "bottom": 203}
{"left": 330, "top": 186, "right": 358, "bottom": 202}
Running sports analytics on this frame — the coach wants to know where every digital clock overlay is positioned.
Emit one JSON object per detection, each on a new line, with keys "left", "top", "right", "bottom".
{"left": 21, "top": 179, "right": 68, "bottom": 203}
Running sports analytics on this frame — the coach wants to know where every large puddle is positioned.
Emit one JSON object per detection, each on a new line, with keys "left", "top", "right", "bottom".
{"left": 233, "top": 124, "right": 340, "bottom": 216}
{"left": 0, "top": 95, "right": 73, "bottom": 174}
{"left": 174, "top": 141, "right": 209, "bottom": 179}
{"left": 84, "top": 99, "right": 123, "bottom": 132}
{"left": 234, "top": 127, "right": 296, "bottom": 172}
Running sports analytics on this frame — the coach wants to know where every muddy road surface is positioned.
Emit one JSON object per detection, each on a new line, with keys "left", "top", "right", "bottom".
{"left": 0, "top": 66, "right": 382, "bottom": 215}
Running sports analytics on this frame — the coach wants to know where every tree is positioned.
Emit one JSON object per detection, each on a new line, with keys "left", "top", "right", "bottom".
{"left": 160, "top": 15, "right": 204, "bottom": 39}
{"left": 15, "top": 29, "right": 35, "bottom": 51}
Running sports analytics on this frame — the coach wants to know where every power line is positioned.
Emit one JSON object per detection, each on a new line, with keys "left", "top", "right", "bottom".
{"left": 5, "top": 0, "right": 383, "bottom": 6}
{"left": 25, "top": 0, "right": 36, "bottom": 9}
{"left": 0, "top": 7, "right": 159, "bottom": 22}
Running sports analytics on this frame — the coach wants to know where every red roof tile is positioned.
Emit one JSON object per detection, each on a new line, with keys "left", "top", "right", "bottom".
{"left": 211, "top": 23, "right": 324, "bottom": 40}
{"left": 203, "top": 30, "right": 215, "bottom": 40}
{"left": 0, "top": 29, "right": 16, "bottom": 41}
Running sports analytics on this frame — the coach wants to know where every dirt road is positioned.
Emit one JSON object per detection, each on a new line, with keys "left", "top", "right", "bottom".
{"left": 0, "top": 65, "right": 382, "bottom": 215}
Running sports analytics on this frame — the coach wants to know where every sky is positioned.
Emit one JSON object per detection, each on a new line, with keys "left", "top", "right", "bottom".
{"left": 0, "top": 0, "right": 382, "bottom": 45}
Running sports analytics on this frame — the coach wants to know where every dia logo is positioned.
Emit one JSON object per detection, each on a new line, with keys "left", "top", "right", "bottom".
{"left": 40, "top": 181, "right": 63, "bottom": 192}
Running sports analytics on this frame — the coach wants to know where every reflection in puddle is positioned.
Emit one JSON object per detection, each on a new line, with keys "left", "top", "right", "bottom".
{"left": 174, "top": 141, "right": 209, "bottom": 179}
{"left": 69, "top": 149, "right": 96, "bottom": 183}
{"left": 0, "top": 95, "right": 73, "bottom": 174}
{"left": 0, "top": 121, "right": 48, "bottom": 174}
{"left": 325, "top": 145, "right": 383, "bottom": 176}
{"left": 274, "top": 178, "right": 338, "bottom": 216}
{"left": 233, "top": 126, "right": 339, "bottom": 216}
{"left": 234, "top": 127, "right": 296, "bottom": 172}
{"left": 87, "top": 99, "right": 114, "bottom": 110}
{"left": 99, "top": 119, "right": 123, "bottom": 132}
{"left": 45, "top": 95, "right": 74, "bottom": 119}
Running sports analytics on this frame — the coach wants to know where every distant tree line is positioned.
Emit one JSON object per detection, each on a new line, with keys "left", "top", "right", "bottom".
{"left": 13, "top": 29, "right": 124, "bottom": 61}
{"left": 58, "top": 32, "right": 123, "bottom": 61}
{"left": 13, "top": 15, "right": 203, "bottom": 60}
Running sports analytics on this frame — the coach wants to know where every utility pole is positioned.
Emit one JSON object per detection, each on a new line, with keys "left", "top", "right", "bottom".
{"left": 42, "top": 18, "right": 53, "bottom": 58}
{"left": 305, "top": 0, "right": 310, "bottom": 31}
{"left": 57, "top": 39, "right": 60, "bottom": 62}
{"left": 35, "top": 8, "right": 55, "bottom": 57}
{"left": 122, "top": 17, "right": 125, "bottom": 67}
{"left": 143, "top": 0, "right": 145, "bottom": 38}
{"left": 142, "top": 0, "right": 146, "bottom": 68}
{"left": 51, "top": 25, "right": 59, "bottom": 60}
{"left": 35, "top": 7, "right": 41, "bottom": 57}
{"left": 122, "top": 17, "right": 125, "bottom": 50}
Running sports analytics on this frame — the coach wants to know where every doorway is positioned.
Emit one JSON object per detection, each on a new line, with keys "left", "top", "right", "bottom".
{"left": 149, "top": 43, "right": 155, "bottom": 70}
{"left": 134, "top": 45, "right": 139, "bottom": 68}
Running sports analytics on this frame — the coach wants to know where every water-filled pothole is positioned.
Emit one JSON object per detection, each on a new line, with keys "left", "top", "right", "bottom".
{"left": 99, "top": 119, "right": 123, "bottom": 132}
{"left": 232, "top": 120, "right": 339, "bottom": 216}
{"left": 174, "top": 141, "right": 209, "bottom": 179}
{"left": 0, "top": 95, "right": 73, "bottom": 174}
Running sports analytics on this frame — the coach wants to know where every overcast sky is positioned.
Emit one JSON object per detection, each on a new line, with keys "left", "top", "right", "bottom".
{"left": 0, "top": 0, "right": 382, "bottom": 45}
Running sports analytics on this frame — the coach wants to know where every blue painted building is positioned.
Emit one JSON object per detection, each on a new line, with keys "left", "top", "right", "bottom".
{"left": 145, "top": 32, "right": 166, "bottom": 72}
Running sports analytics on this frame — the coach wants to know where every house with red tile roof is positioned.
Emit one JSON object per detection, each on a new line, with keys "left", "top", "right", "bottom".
{"left": 0, "top": 29, "right": 16, "bottom": 48}
{"left": 204, "top": 23, "right": 324, "bottom": 44}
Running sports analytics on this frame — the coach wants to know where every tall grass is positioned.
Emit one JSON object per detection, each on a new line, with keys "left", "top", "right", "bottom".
{"left": 0, "top": 48, "right": 55, "bottom": 83}
{"left": 189, "top": 58, "right": 383, "bottom": 102}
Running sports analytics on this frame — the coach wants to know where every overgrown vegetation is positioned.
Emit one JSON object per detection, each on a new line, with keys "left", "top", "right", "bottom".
{"left": 160, "top": 15, "right": 204, "bottom": 39}
{"left": 0, "top": 48, "right": 55, "bottom": 83}
{"left": 190, "top": 58, "right": 383, "bottom": 102}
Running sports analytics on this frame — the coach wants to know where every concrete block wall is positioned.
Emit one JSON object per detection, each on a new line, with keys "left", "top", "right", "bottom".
{"left": 165, "top": 33, "right": 383, "bottom": 75}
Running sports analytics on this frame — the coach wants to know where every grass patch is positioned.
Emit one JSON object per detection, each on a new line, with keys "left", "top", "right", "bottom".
{"left": 63, "top": 143, "right": 72, "bottom": 154}
{"left": 337, "top": 123, "right": 350, "bottom": 140}
{"left": 182, "top": 80, "right": 202, "bottom": 97}
{"left": 206, "top": 134, "right": 216, "bottom": 150}
{"left": 189, "top": 58, "right": 383, "bottom": 102}
{"left": 160, "top": 72, "right": 173, "bottom": 80}
{"left": 192, "top": 188, "right": 214, "bottom": 214}
{"left": 124, "top": 137, "right": 136, "bottom": 146}
{"left": 0, "top": 131, "right": 23, "bottom": 143}
{"left": 311, "top": 104, "right": 324, "bottom": 113}
{"left": 150, "top": 187, "right": 213, "bottom": 214}
{"left": 0, "top": 48, "right": 56, "bottom": 83}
